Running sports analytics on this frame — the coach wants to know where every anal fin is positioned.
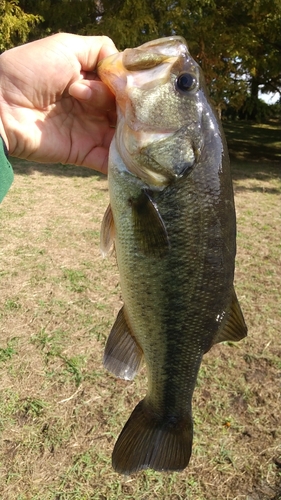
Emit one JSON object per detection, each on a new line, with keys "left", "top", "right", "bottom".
{"left": 212, "top": 287, "right": 247, "bottom": 347}
{"left": 104, "top": 307, "right": 143, "bottom": 381}
{"left": 112, "top": 399, "right": 193, "bottom": 474}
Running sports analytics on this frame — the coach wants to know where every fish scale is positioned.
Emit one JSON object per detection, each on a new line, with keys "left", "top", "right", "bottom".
{"left": 98, "top": 36, "right": 247, "bottom": 474}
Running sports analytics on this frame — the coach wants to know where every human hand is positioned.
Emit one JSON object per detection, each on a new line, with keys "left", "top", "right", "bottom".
{"left": 0, "top": 33, "right": 117, "bottom": 174}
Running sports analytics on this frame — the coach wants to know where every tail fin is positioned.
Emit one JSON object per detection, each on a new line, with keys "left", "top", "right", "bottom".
{"left": 112, "top": 399, "right": 193, "bottom": 474}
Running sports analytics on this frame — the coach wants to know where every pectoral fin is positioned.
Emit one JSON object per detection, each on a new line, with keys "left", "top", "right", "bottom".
{"left": 130, "top": 190, "right": 170, "bottom": 257}
{"left": 104, "top": 307, "right": 143, "bottom": 381}
{"left": 100, "top": 204, "right": 115, "bottom": 257}
{"left": 212, "top": 288, "right": 247, "bottom": 347}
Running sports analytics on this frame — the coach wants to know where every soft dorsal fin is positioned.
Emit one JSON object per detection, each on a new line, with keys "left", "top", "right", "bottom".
{"left": 212, "top": 287, "right": 247, "bottom": 347}
{"left": 130, "top": 190, "right": 170, "bottom": 258}
{"left": 100, "top": 204, "right": 115, "bottom": 257}
{"left": 103, "top": 307, "right": 143, "bottom": 381}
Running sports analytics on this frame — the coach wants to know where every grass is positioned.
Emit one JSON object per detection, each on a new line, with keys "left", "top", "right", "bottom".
{"left": 0, "top": 121, "right": 280, "bottom": 499}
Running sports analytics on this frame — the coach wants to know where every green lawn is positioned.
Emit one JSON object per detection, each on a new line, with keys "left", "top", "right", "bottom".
{"left": 0, "top": 121, "right": 280, "bottom": 499}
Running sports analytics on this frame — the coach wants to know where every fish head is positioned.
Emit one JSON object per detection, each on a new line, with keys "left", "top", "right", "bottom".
{"left": 98, "top": 36, "right": 212, "bottom": 188}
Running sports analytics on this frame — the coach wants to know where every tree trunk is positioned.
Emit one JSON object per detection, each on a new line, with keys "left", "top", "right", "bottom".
{"left": 248, "top": 75, "right": 261, "bottom": 120}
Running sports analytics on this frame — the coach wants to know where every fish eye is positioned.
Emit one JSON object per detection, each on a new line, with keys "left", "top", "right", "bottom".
{"left": 175, "top": 73, "right": 197, "bottom": 93}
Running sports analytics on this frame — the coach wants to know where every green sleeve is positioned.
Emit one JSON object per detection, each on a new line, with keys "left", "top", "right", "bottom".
{"left": 0, "top": 136, "right": 14, "bottom": 202}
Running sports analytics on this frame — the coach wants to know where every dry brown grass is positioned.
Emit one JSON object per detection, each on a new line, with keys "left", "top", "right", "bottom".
{"left": 0, "top": 150, "right": 280, "bottom": 499}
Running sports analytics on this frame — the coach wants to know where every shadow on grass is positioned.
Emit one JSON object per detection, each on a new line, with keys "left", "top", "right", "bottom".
{"left": 223, "top": 120, "right": 281, "bottom": 189}
{"left": 233, "top": 182, "right": 281, "bottom": 195}
{"left": 10, "top": 159, "right": 106, "bottom": 180}
{"left": 223, "top": 120, "right": 281, "bottom": 164}
{"left": 231, "top": 158, "right": 281, "bottom": 188}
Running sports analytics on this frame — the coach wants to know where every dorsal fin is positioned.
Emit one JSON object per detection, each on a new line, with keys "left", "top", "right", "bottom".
{"left": 104, "top": 307, "right": 143, "bottom": 381}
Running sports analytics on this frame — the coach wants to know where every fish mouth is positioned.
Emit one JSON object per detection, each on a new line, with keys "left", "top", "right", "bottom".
{"left": 97, "top": 36, "right": 188, "bottom": 101}
{"left": 97, "top": 51, "right": 173, "bottom": 108}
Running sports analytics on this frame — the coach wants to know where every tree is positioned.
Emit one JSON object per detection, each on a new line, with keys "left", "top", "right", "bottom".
{"left": 0, "top": 0, "right": 41, "bottom": 51}
{"left": 18, "top": 0, "right": 100, "bottom": 39}
{"left": 9, "top": 0, "right": 281, "bottom": 119}
{"left": 237, "top": 0, "right": 281, "bottom": 119}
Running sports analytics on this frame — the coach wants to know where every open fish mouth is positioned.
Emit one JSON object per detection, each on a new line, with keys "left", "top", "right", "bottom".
{"left": 97, "top": 36, "right": 189, "bottom": 108}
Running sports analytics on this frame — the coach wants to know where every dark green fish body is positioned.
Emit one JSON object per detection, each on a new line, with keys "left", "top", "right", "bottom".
{"left": 98, "top": 36, "right": 247, "bottom": 474}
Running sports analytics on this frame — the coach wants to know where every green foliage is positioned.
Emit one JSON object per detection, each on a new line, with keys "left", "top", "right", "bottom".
{"left": 62, "top": 268, "right": 89, "bottom": 293}
{"left": 0, "top": 0, "right": 41, "bottom": 51}
{"left": 18, "top": 0, "right": 99, "bottom": 38}
{"left": 0, "top": 339, "right": 17, "bottom": 363}
{"left": 19, "top": 397, "right": 48, "bottom": 417}
{"left": 88, "top": 0, "right": 171, "bottom": 48}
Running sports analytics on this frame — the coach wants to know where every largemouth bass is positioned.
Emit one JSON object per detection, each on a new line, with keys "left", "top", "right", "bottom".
{"left": 98, "top": 36, "right": 247, "bottom": 475}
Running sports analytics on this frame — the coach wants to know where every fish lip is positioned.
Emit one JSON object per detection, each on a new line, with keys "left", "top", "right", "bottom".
{"left": 97, "top": 52, "right": 126, "bottom": 96}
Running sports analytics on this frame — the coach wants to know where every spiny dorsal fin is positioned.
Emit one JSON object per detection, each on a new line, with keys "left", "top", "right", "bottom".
{"left": 112, "top": 399, "right": 193, "bottom": 474}
{"left": 212, "top": 288, "right": 247, "bottom": 347}
{"left": 103, "top": 307, "right": 143, "bottom": 381}
{"left": 100, "top": 204, "right": 115, "bottom": 257}
{"left": 130, "top": 190, "right": 170, "bottom": 257}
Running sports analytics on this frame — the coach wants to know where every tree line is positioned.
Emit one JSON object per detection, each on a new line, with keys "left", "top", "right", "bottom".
{"left": 1, "top": 0, "right": 280, "bottom": 120}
